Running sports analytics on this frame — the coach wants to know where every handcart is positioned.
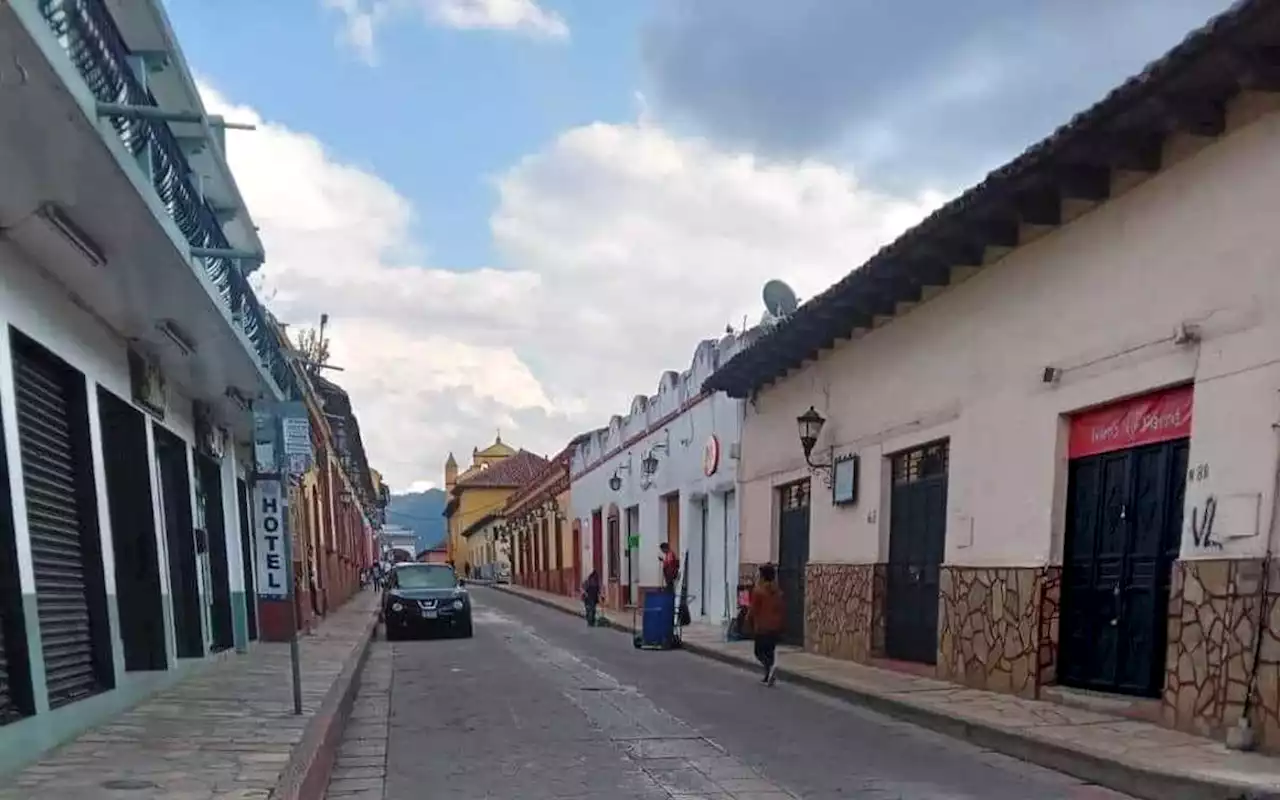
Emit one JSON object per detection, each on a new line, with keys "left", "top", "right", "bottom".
{"left": 633, "top": 551, "right": 692, "bottom": 650}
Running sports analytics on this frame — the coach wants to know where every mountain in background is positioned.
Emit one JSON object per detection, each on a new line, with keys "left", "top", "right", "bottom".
{"left": 386, "top": 488, "right": 447, "bottom": 552}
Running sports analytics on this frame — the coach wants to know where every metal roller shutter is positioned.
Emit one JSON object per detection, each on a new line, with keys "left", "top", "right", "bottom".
{"left": 14, "top": 350, "right": 100, "bottom": 708}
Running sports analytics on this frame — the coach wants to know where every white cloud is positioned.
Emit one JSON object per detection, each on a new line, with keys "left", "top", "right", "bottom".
{"left": 323, "top": 0, "right": 568, "bottom": 64}
{"left": 199, "top": 82, "right": 942, "bottom": 491}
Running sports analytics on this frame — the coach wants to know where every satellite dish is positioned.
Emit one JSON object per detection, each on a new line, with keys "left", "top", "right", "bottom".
{"left": 763, "top": 279, "right": 799, "bottom": 317}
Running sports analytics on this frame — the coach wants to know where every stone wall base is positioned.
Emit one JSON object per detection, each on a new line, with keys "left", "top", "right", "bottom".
{"left": 1162, "top": 558, "right": 1280, "bottom": 749}
{"left": 804, "top": 563, "right": 885, "bottom": 662}
{"left": 937, "top": 566, "right": 1061, "bottom": 699}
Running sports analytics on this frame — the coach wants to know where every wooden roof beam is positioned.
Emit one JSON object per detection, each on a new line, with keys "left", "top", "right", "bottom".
{"left": 1055, "top": 164, "right": 1112, "bottom": 202}
{"left": 1014, "top": 187, "right": 1062, "bottom": 227}
{"left": 1223, "top": 45, "right": 1280, "bottom": 92}
{"left": 1151, "top": 94, "right": 1227, "bottom": 138}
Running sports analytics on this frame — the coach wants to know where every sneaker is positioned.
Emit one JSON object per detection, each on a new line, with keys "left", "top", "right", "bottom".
{"left": 766, "top": 665, "right": 778, "bottom": 686}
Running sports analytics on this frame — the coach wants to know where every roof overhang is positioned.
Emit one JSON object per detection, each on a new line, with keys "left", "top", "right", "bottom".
{"left": 703, "top": 0, "right": 1280, "bottom": 399}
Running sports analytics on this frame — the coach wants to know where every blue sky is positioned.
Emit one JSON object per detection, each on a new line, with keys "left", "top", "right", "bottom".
{"left": 167, "top": 0, "right": 644, "bottom": 269}
{"left": 170, "top": 0, "right": 1236, "bottom": 490}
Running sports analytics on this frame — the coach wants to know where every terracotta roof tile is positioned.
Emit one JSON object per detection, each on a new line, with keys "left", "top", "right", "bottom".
{"left": 455, "top": 449, "right": 549, "bottom": 489}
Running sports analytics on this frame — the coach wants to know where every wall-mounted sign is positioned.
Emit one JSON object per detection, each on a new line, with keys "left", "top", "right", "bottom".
{"left": 702, "top": 435, "right": 720, "bottom": 477}
{"left": 832, "top": 454, "right": 860, "bottom": 506}
{"left": 1068, "top": 384, "right": 1193, "bottom": 459}
{"left": 254, "top": 479, "right": 288, "bottom": 598}
{"left": 128, "top": 348, "right": 166, "bottom": 420}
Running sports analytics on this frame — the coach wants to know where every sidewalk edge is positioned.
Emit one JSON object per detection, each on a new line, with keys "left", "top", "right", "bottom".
{"left": 490, "top": 584, "right": 1278, "bottom": 800}
{"left": 269, "top": 603, "right": 379, "bottom": 800}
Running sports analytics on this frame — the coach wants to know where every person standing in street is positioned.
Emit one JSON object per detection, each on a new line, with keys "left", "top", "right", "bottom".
{"left": 659, "top": 542, "right": 680, "bottom": 595}
{"left": 746, "top": 564, "right": 785, "bottom": 686}
{"left": 582, "top": 570, "right": 602, "bottom": 627}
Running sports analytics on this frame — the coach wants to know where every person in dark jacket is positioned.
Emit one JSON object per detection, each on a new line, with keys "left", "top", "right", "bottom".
{"left": 582, "top": 570, "right": 602, "bottom": 627}
{"left": 746, "top": 564, "right": 785, "bottom": 685}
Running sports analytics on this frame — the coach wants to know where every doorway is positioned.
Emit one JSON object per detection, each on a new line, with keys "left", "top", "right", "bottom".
{"left": 625, "top": 506, "right": 640, "bottom": 607}
{"left": 237, "top": 478, "right": 258, "bottom": 641}
{"left": 98, "top": 388, "right": 167, "bottom": 671}
{"left": 0, "top": 385, "right": 33, "bottom": 724}
{"left": 196, "top": 456, "right": 234, "bottom": 652}
{"left": 1060, "top": 438, "right": 1188, "bottom": 696}
{"left": 664, "top": 493, "right": 681, "bottom": 560}
{"left": 698, "top": 497, "right": 709, "bottom": 617}
{"left": 154, "top": 425, "right": 203, "bottom": 659}
{"left": 591, "top": 509, "right": 604, "bottom": 580}
{"left": 571, "top": 521, "right": 582, "bottom": 592}
{"left": 723, "top": 490, "right": 738, "bottom": 620}
{"left": 885, "top": 441, "right": 949, "bottom": 665}
{"left": 776, "top": 480, "right": 810, "bottom": 646}
{"left": 12, "top": 332, "right": 114, "bottom": 707}
{"left": 554, "top": 517, "right": 564, "bottom": 594}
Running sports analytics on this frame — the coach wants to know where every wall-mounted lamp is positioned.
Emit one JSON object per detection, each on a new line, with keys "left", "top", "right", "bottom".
{"left": 609, "top": 471, "right": 623, "bottom": 492}
{"left": 797, "top": 405, "right": 834, "bottom": 489}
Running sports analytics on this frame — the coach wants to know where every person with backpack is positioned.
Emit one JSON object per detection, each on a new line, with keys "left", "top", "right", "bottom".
{"left": 659, "top": 542, "right": 680, "bottom": 595}
{"left": 746, "top": 564, "right": 785, "bottom": 686}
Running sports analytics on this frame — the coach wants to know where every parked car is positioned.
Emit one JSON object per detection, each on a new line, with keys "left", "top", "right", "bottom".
{"left": 382, "top": 563, "right": 474, "bottom": 640}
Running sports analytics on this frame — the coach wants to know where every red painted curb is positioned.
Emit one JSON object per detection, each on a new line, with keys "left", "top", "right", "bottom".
{"left": 269, "top": 605, "right": 380, "bottom": 800}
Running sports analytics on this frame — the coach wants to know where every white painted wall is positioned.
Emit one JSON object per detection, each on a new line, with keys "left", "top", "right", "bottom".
{"left": 571, "top": 335, "right": 750, "bottom": 620}
{"left": 738, "top": 93, "right": 1280, "bottom": 570}
{"left": 0, "top": 238, "right": 236, "bottom": 686}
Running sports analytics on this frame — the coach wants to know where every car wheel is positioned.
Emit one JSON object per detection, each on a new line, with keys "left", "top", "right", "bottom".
{"left": 457, "top": 616, "right": 474, "bottom": 638}
{"left": 385, "top": 624, "right": 401, "bottom": 642}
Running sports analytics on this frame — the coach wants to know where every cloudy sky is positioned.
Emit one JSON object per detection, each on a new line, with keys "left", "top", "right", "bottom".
{"left": 165, "top": 0, "right": 1232, "bottom": 492}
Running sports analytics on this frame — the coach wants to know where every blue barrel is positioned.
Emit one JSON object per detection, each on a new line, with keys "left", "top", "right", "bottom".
{"left": 641, "top": 591, "right": 675, "bottom": 647}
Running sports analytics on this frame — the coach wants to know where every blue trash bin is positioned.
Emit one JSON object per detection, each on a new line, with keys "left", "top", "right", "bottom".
{"left": 638, "top": 591, "right": 675, "bottom": 648}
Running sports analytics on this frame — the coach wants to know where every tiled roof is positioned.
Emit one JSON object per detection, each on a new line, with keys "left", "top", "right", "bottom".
{"left": 704, "top": 0, "right": 1280, "bottom": 398}
{"left": 455, "top": 449, "right": 549, "bottom": 489}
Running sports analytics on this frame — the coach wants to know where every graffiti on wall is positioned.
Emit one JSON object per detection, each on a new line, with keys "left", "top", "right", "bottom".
{"left": 1191, "top": 495, "right": 1221, "bottom": 551}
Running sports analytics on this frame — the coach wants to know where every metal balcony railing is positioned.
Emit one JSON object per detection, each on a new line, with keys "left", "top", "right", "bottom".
{"left": 37, "top": 0, "right": 299, "bottom": 400}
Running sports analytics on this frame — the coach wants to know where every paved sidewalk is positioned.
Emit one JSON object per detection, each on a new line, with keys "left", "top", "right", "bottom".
{"left": 494, "top": 583, "right": 1280, "bottom": 800}
{"left": 0, "top": 590, "right": 380, "bottom": 800}
{"left": 324, "top": 641, "right": 391, "bottom": 800}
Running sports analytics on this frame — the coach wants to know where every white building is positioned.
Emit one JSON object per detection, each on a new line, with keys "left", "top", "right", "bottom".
{"left": 0, "top": 0, "right": 291, "bottom": 771}
{"left": 570, "top": 335, "right": 753, "bottom": 621}
{"left": 705, "top": 0, "right": 1280, "bottom": 752}
{"left": 378, "top": 524, "right": 418, "bottom": 563}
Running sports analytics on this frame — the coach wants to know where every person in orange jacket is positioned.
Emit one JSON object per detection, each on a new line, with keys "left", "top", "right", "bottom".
{"left": 746, "top": 564, "right": 785, "bottom": 686}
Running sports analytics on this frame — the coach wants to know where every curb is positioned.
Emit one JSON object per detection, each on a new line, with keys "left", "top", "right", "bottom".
{"left": 489, "top": 585, "right": 1277, "bottom": 800}
{"left": 269, "top": 604, "right": 380, "bottom": 800}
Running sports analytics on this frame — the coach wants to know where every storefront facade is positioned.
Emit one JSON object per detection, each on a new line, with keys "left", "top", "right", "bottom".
{"left": 706, "top": 3, "right": 1280, "bottom": 749}
{"left": 571, "top": 336, "right": 749, "bottom": 619}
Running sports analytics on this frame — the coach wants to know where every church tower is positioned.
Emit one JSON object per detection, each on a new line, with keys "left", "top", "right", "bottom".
{"left": 444, "top": 452, "right": 458, "bottom": 491}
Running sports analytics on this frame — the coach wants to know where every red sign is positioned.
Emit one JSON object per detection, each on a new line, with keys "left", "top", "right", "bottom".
{"left": 1068, "top": 385, "right": 1193, "bottom": 459}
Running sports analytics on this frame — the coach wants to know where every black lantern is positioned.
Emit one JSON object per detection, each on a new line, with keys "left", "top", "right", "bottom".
{"left": 641, "top": 450, "right": 660, "bottom": 477}
{"left": 797, "top": 406, "right": 825, "bottom": 459}
{"left": 608, "top": 471, "right": 622, "bottom": 492}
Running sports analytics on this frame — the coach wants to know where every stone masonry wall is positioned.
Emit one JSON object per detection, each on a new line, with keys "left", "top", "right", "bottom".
{"left": 804, "top": 564, "right": 885, "bottom": 663}
{"left": 1161, "top": 558, "right": 1280, "bottom": 748}
{"left": 938, "top": 566, "right": 1060, "bottom": 699}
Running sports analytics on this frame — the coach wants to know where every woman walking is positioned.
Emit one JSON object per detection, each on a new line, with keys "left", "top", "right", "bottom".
{"left": 746, "top": 564, "right": 785, "bottom": 685}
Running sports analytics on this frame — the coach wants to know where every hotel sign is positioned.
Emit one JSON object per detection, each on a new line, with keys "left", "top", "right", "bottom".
{"left": 254, "top": 478, "right": 288, "bottom": 599}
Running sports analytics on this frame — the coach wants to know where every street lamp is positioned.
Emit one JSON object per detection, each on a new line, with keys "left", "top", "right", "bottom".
{"left": 797, "top": 405, "right": 834, "bottom": 487}
{"left": 609, "top": 471, "right": 622, "bottom": 492}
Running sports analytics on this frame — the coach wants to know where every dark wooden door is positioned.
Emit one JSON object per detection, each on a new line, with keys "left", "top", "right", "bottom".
{"left": 776, "top": 480, "right": 810, "bottom": 646}
{"left": 154, "top": 425, "right": 203, "bottom": 659}
{"left": 236, "top": 479, "right": 257, "bottom": 641}
{"left": 197, "top": 456, "right": 234, "bottom": 652}
{"left": 591, "top": 510, "right": 604, "bottom": 579}
{"left": 886, "top": 441, "right": 949, "bottom": 665}
{"left": 1060, "top": 439, "right": 1187, "bottom": 696}
{"left": 98, "top": 388, "right": 167, "bottom": 671}
{"left": 572, "top": 523, "right": 582, "bottom": 590}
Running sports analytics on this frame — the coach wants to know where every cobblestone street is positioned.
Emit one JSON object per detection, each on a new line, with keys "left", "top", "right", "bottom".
{"left": 330, "top": 588, "right": 1133, "bottom": 799}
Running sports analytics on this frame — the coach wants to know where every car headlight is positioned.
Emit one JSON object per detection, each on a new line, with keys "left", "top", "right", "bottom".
{"left": 391, "top": 602, "right": 404, "bottom": 612}
{"left": 452, "top": 599, "right": 464, "bottom": 610}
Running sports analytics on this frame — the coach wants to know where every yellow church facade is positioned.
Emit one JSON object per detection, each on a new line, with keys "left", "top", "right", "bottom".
{"left": 443, "top": 437, "right": 549, "bottom": 573}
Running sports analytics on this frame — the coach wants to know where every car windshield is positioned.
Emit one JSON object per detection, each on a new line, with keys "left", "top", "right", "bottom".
{"left": 394, "top": 565, "right": 457, "bottom": 589}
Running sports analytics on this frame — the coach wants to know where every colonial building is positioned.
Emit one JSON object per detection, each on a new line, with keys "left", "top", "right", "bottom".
{"left": 461, "top": 514, "right": 509, "bottom": 581}
{"left": 0, "top": 0, "right": 382, "bottom": 770}
{"left": 443, "top": 438, "right": 547, "bottom": 572}
{"left": 506, "top": 436, "right": 587, "bottom": 596}
{"left": 706, "top": 0, "right": 1280, "bottom": 750}
{"left": 571, "top": 335, "right": 750, "bottom": 619}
